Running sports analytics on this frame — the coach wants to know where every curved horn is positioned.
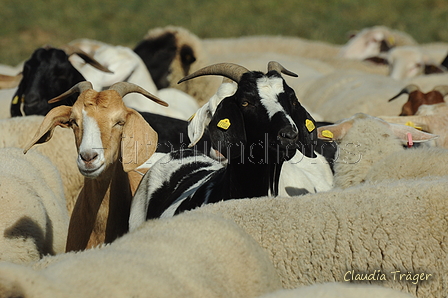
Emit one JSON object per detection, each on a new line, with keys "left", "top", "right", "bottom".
{"left": 433, "top": 85, "right": 448, "bottom": 97}
{"left": 388, "top": 84, "right": 420, "bottom": 102}
{"left": 109, "top": 82, "right": 168, "bottom": 107}
{"left": 48, "top": 81, "right": 93, "bottom": 104}
{"left": 62, "top": 45, "right": 113, "bottom": 74}
{"left": 267, "top": 61, "right": 298, "bottom": 77}
{"left": 0, "top": 73, "right": 22, "bottom": 89}
{"left": 178, "top": 63, "right": 249, "bottom": 84}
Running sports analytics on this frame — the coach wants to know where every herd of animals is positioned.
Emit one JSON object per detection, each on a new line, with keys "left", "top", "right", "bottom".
{"left": 0, "top": 25, "right": 447, "bottom": 297}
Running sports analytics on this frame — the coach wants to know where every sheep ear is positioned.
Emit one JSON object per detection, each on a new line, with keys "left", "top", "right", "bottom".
{"left": 23, "top": 105, "right": 72, "bottom": 154}
{"left": 208, "top": 97, "right": 245, "bottom": 159}
{"left": 317, "top": 120, "right": 354, "bottom": 141}
{"left": 388, "top": 123, "right": 438, "bottom": 143}
{"left": 121, "top": 109, "right": 158, "bottom": 172}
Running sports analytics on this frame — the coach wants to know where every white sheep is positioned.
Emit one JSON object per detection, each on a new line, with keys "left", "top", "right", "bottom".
{"left": 380, "top": 102, "right": 448, "bottom": 149}
{"left": 300, "top": 70, "right": 408, "bottom": 122}
{"left": 0, "top": 212, "right": 281, "bottom": 298}
{"left": 316, "top": 113, "right": 439, "bottom": 189}
{"left": 192, "top": 175, "right": 448, "bottom": 298}
{"left": 0, "top": 148, "right": 68, "bottom": 264}
{"left": 338, "top": 25, "right": 417, "bottom": 60}
{"left": 365, "top": 45, "right": 447, "bottom": 80}
{"left": 136, "top": 25, "right": 222, "bottom": 106}
{"left": 259, "top": 282, "right": 414, "bottom": 298}
{"left": 0, "top": 115, "right": 83, "bottom": 214}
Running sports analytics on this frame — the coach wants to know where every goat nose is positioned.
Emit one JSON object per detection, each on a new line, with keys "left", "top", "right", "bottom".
{"left": 279, "top": 127, "right": 298, "bottom": 140}
{"left": 80, "top": 151, "right": 98, "bottom": 163}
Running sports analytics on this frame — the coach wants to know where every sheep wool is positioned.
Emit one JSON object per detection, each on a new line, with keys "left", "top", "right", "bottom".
{"left": 0, "top": 212, "right": 281, "bottom": 298}
{"left": 192, "top": 176, "right": 448, "bottom": 298}
{"left": 0, "top": 148, "right": 68, "bottom": 264}
{"left": 259, "top": 282, "right": 415, "bottom": 298}
{"left": 0, "top": 115, "right": 83, "bottom": 215}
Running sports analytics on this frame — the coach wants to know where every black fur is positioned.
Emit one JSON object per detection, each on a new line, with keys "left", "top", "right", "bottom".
{"left": 11, "top": 47, "right": 83, "bottom": 117}
{"left": 139, "top": 111, "right": 211, "bottom": 154}
{"left": 134, "top": 32, "right": 196, "bottom": 89}
{"left": 136, "top": 67, "right": 320, "bottom": 219}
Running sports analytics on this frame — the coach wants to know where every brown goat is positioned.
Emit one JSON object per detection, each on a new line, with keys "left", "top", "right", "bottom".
{"left": 388, "top": 84, "right": 448, "bottom": 116}
{"left": 24, "top": 81, "right": 167, "bottom": 252}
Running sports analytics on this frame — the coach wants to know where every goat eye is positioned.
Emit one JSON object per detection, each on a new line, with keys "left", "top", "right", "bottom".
{"left": 115, "top": 120, "right": 125, "bottom": 127}
{"left": 241, "top": 101, "right": 249, "bottom": 107}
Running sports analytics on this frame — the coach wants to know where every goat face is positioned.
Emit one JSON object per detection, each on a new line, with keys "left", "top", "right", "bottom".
{"left": 206, "top": 67, "right": 317, "bottom": 163}
{"left": 11, "top": 47, "right": 84, "bottom": 117}
{"left": 24, "top": 82, "right": 166, "bottom": 179}
{"left": 68, "top": 89, "right": 131, "bottom": 177}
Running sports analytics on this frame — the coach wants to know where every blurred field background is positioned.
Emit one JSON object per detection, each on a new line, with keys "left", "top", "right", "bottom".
{"left": 0, "top": 0, "right": 447, "bottom": 66}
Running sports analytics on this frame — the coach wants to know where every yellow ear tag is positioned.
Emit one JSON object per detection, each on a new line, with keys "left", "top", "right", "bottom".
{"left": 217, "top": 118, "right": 231, "bottom": 130}
{"left": 321, "top": 130, "right": 334, "bottom": 139}
{"left": 12, "top": 95, "right": 19, "bottom": 105}
{"left": 405, "top": 121, "right": 422, "bottom": 130}
{"left": 305, "top": 119, "right": 315, "bottom": 132}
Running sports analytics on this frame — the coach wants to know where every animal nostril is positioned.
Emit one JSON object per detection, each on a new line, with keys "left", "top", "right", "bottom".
{"left": 279, "top": 127, "right": 298, "bottom": 140}
{"left": 80, "top": 151, "right": 98, "bottom": 163}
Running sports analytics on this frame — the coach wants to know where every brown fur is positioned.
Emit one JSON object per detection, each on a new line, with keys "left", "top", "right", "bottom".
{"left": 24, "top": 85, "right": 159, "bottom": 252}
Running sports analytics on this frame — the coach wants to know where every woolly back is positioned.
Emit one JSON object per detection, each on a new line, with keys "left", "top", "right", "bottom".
{"left": 332, "top": 116, "right": 405, "bottom": 188}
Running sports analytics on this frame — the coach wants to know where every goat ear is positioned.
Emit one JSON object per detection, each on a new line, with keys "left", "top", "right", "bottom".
{"left": 208, "top": 97, "right": 245, "bottom": 159}
{"left": 121, "top": 109, "right": 158, "bottom": 172}
{"left": 188, "top": 102, "right": 212, "bottom": 147}
{"left": 23, "top": 105, "right": 72, "bottom": 154}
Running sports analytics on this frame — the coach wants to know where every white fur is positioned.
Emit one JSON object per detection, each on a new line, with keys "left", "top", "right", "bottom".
{"left": 69, "top": 38, "right": 198, "bottom": 120}
{"left": 0, "top": 148, "right": 68, "bottom": 264}
{"left": 0, "top": 212, "right": 281, "bottom": 298}
{"left": 0, "top": 116, "right": 83, "bottom": 215}
{"left": 259, "top": 282, "right": 414, "bottom": 298}
{"left": 77, "top": 110, "right": 105, "bottom": 177}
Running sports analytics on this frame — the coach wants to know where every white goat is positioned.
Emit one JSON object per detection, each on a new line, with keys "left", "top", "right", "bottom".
{"left": 69, "top": 38, "right": 199, "bottom": 119}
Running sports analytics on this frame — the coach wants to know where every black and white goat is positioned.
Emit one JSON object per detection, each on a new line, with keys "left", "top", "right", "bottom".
{"left": 10, "top": 45, "right": 111, "bottom": 117}
{"left": 129, "top": 61, "right": 318, "bottom": 230}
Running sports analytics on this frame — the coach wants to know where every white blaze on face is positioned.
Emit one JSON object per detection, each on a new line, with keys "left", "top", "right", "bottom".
{"left": 77, "top": 109, "right": 106, "bottom": 176}
{"left": 257, "top": 76, "right": 297, "bottom": 130}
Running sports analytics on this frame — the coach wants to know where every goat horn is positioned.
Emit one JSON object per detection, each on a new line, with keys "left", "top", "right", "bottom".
{"left": 433, "top": 85, "right": 448, "bottom": 97}
{"left": 0, "top": 73, "right": 22, "bottom": 89}
{"left": 388, "top": 84, "right": 420, "bottom": 102}
{"left": 267, "top": 61, "right": 298, "bottom": 77}
{"left": 178, "top": 63, "right": 249, "bottom": 84}
{"left": 62, "top": 45, "right": 113, "bottom": 74}
{"left": 48, "top": 81, "right": 93, "bottom": 103}
{"left": 109, "top": 82, "right": 168, "bottom": 107}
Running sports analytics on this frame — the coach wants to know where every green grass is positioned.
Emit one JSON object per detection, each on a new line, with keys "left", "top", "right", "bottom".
{"left": 0, "top": 0, "right": 447, "bottom": 66}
